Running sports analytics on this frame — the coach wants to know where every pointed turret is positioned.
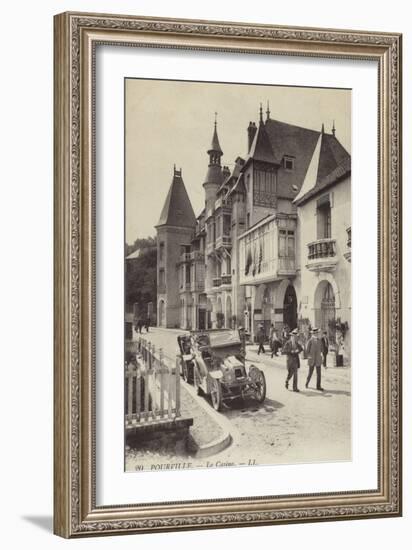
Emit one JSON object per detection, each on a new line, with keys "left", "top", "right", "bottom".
{"left": 203, "top": 114, "right": 224, "bottom": 210}
{"left": 156, "top": 166, "right": 196, "bottom": 228}
{"left": 208, "top": 113, "right": 223, "bottom": 156}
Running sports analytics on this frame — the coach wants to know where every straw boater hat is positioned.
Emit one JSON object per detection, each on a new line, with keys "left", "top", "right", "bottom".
{"left": 290, "top": 328, "right": 299, "bottom": 335}
{"left": 311, "top": 327, "right": 319, "bottom": 334}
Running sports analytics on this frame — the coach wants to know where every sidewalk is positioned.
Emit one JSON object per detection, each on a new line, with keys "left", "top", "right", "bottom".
{"left": 245, "top": 345, "right": 351, "bottom": 387}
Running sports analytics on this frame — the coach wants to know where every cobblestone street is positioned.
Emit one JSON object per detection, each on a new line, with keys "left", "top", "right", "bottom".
{"left": 126, "top": 327, "right": 351, "bottom": 469}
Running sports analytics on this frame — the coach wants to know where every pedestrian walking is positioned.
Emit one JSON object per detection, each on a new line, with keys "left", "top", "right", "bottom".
{"left": 305, "top": 327, "right": 324, "bottom": 391}
{"left": 257, "top": 323, "right": 265, "bottom": 355}
{"left": 321, "top": 330, "right": 329, "bottom": 367}
{"left": 281, "top": 325, "right": 289, "bottom": 346}
{"left": 270, "top": 325, "right": 282, "bottom": 358}
{"left": 238, "top": 325, "right": 246, "bottom": 358}
{"left": 282, "top": 329, "right": 303, "bottom": 392}
{"left": 144, "top": 317, "right": 150, "bottom": 333}
{"left": 136, "top": 319, "right": 143, "bottom": 334}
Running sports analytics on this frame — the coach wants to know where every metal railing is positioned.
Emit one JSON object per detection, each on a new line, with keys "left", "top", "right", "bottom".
{"left": 307, "top": 238, "right": 336, "bottom": 260}
{"left": 221, "top": 274, "right": 232, "bottom": 286}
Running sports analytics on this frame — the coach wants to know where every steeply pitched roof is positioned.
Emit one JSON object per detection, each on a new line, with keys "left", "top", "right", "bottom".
{"left": 218, "top": 157, "right": 245, "bottom": 194}
{"left": 248, "top": 122, "right": 279, "bottom": 164}
{"left": 294, "top": 156, "right": 351, "bottom": 205}
{"left": 294, "top": 130, "right": 351, "bottom": 205}
{"left": 265, "top": 118, "right": 320, "bottom": 199}
{"left": 208, "top": 124, "right": 223, "bottom": 154}
{"left": 156, "top": 169, "right": 196, "bottom": 228}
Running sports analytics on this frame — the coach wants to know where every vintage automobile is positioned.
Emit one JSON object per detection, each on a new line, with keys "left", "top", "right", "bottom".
{"left": 177, "top": 329, "right": 266, "bottom": 411}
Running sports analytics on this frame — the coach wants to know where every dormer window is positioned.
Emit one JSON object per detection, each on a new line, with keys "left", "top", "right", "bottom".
{"left": 283, "top": 156, "right": 295, "bottom": 171}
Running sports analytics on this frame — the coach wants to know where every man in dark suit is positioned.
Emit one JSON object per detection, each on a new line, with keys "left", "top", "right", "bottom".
{"left": 305, "top": 328, "right": 324, "bottom": 391}
{"left": 257, "top": 324, "right": 266, "bottom": 355}
{"left": 282, "top": 329, "right": 303, "bottom": 392}
{"left": 321, "top": 331, "right": 329, "bottom": 367}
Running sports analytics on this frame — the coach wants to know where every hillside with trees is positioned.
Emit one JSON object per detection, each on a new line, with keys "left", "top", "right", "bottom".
{"left": 125, "top": 237, "right": 157, "bottom": 319}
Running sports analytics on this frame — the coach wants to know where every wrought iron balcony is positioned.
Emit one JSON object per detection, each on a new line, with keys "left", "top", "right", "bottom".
{"left": 212, "top": 277, "right": 222, "bottom": 288}
{"left": 221, "top": 274, "right": 232, "bottom": 287}
{"left": 306, "top": 238, "right": 338, "bottom": 272}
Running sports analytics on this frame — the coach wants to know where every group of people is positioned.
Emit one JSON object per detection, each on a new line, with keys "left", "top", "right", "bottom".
{"left": 134, "top": 318, "right": 151, "bottom": 334}
{"left": 256, "top": 323, "right": 329, "bottom": 393}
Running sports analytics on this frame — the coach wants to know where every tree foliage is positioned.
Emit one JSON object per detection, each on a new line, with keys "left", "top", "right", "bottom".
{"left": 125, "top": 237, "right": 157, "bottom": 318}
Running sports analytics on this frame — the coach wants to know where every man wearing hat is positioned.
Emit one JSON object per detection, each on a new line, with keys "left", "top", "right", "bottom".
{"left": 257, "top": 323, "right": 266, "bottom": 355}
{"left": 282, "top": 328, "right": 303, "bottom": 392}
{"left": 305, "top": 328, "right": 324, "bottom": 391}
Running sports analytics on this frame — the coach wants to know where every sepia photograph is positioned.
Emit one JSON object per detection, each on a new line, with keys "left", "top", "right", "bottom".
{"left": 124, "top": 78, "right": 352, "bottom": 473}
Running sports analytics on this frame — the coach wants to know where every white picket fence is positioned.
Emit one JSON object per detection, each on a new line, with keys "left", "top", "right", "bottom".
{"left": 125, "top": 338, "right": 181, "bottom": 427}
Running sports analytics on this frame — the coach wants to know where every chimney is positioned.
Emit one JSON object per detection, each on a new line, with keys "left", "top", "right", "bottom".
{"left": 222, "top": 165, "right": 231, "bottom": 180}
{"left": 247, "top": 121, "right": 257, "bottom": 153}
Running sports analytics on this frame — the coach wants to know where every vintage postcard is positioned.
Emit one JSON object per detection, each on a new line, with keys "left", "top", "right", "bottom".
{"left": 124, "top": 79, "right": 351, "bottom": 473}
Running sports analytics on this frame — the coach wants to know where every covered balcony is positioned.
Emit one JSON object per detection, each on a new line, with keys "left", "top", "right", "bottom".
{"left": 306, "top": 238, "right": 338, "bottom": 272}
{"left": 238, "top": 214, "right": 297, "bottom": 286}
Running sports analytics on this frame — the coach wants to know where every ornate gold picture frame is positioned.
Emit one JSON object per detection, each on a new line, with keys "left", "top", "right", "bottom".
{"left": 53, "top": 11, "right": 402, "bottom": 538}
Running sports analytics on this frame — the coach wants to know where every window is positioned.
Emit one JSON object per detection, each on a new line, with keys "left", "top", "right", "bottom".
{"left": 279, "top": 229, "right": 295, "bottom": 257}
{"left": 246, "top": 212, "right": 250, "bottom": 230}
{"left": 159, "top": 268, "right": 165, "bottom": 287}
{"left": 159, "top": 242, "right": 164, "bottom": 261}
{"left": 185, "top": 264, "right": 191, "bottom": 284}
{"left": 317, "top": 197, "right": 331, "bottom": 239}
{"left": 283, "top": 156, "right": 294, "bottom": 171}
{"left": 223, "top": 214, "right": 231, "bottom": 235}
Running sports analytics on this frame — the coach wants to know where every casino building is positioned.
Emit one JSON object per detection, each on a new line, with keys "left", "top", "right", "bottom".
{"left": 155, "top": 105, "right": 351, "bottom": 358}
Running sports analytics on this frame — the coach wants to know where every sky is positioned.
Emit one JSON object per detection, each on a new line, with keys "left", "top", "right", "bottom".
{"left": 125, "top": 79, "right": 351, "bottom": 244}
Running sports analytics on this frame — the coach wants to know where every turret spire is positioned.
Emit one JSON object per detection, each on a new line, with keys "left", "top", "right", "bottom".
{"left": 207, "top": 113, "right": 223, "bottom": 164}
{"left": 332, "top": 120, "right": 336, "bottom": 137}
{"left": 266, "top": 100, "right": 270, "bottom": 120}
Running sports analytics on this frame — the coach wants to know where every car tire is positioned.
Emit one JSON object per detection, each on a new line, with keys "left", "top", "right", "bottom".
{"left": 210, "top": 378, "right": 223, "bottom": 411}
{"left": 249, "top": 366, "right": 267, "bottom": 403}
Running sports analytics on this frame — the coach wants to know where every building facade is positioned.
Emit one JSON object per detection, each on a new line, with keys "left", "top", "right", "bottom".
{"left": 156, "top": 106, "right": 351, "bottom": 360}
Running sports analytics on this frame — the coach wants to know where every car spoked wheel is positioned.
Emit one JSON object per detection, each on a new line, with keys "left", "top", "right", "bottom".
{"left": 210, "top": 378, "right": 223, "bottom": 411}
{"left": 249, "top": 366, "right": 266, "bottom": 403}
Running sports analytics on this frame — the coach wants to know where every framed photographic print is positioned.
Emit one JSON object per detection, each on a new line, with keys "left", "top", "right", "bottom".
{"left": 53, "top": 12, "right": 402, "bottom": 537}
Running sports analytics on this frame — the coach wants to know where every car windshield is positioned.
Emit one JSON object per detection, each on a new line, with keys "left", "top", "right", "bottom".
{"left": 208, "top": 330, "right": 241, "bottom": 348}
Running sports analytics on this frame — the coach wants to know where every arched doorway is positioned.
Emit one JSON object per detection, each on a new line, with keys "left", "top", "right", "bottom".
{"left": 158, "top": 299, "right": 165, "bottom": 327}
{"left": 226, "top": 295, "right": 232, "bottom": 328}
{"left": 314, "top": 281, "right": 336, "bottom": 341}
{"left": 283, "top": 284, "right": 297, "bottom": 331}
{"left": 206, "top": 298, "right": 212, "bottom": 329}
{"left": 216, "top": 297, "right": 224, "bottom": 328}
